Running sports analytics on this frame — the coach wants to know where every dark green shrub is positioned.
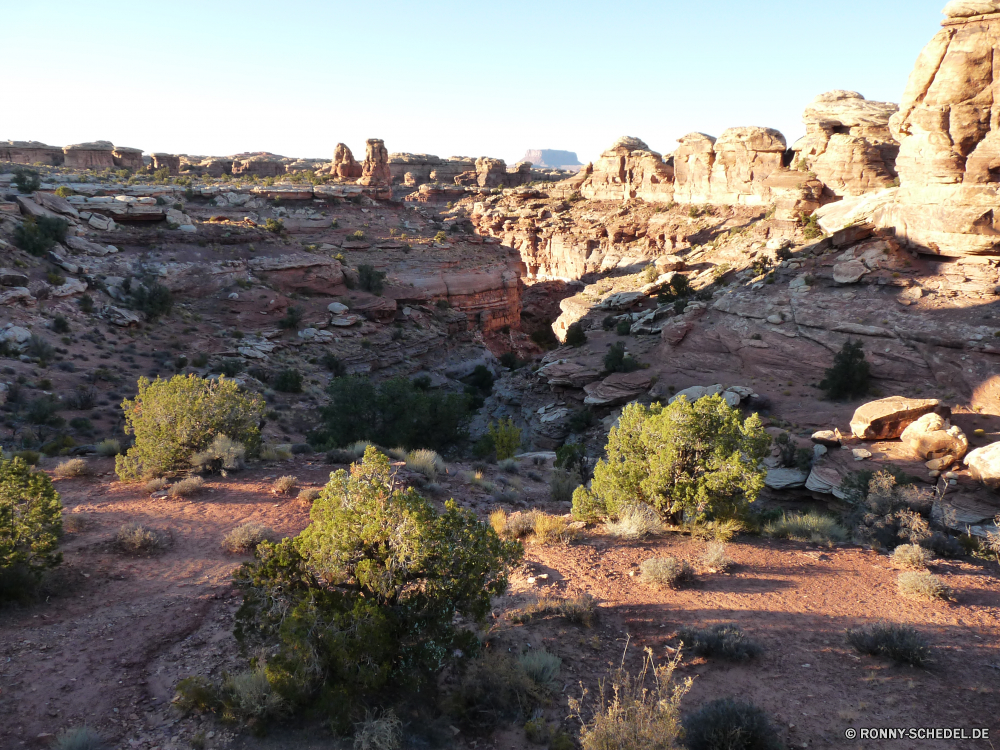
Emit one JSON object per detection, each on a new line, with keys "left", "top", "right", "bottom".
{"left": 498, "top": 352, "right": 520, "bottom": 369}
{"left": 219, "top": 358, "right": 244, "bottom": 377}
{"left": 358, "top": 264, "right": 386, "bottom": 295}
{"left": 272, "top": 368, "right": 302, "bottom": 393}
{"left": 26, "top": 396, "right": 59, "bottom": 425}
{"left": 310, "top": 376, "right": 472, "bottom": 452}
{"left": 115, "top": 374, "right": 264, "bottom": 480}
{"left": 615, "top": 319, "right": 631, "bottom": 336}
{"left": 845, "top": 471, "right": 932, "bottom": 550}
{"left": 264, "top": 218, "right": 284, "bottom": 233}
{"left": 233, "top": 448, "right": 522, "bottom": 724}
{"left": 13, "top": 167, "right": 41, "bottom": 193}
{"left": 14, "top": 216, "right": 69, "bottom": 256}
{"left": 79, "top": 294, "right": 94, "bottom": 313}
{"left": 565, "top": 322, "right": 587, "bottom": 347}
{"left": 463, "top": 364, "right": 494, "bottom": 396}
{"left": 800, "top": 212, "right": 823, "bottom": 239}
{"left": 277, "top": 306, "right": 303, "bottom": 330}
{"left": 676, "top": 623, "right": 762, "bottom": 662}
{"left": 603, "top": 341, "right": 640, "bottom": 374}
{"left": 69, "top": 417, "right": 92, "bottom": 430}
{"left": 683, "top": 698, "right": 782, "bottom": 750}
{"left": 52, "top": 315, "right": 70, "bottom": 334}
{"left": 845, "top": 621, "right": 931, "bottom": 667}
{"left": 567, "top": 408, "right": 595, "bottom": 434}
{"left": 572, "top": 397, "right": 769, "bottom": 524}
{"left": 820, "top": 339, "right": 870, "bottom": 400}
{"left": 191, "top": 352, "right": 209, "bottom": 368}
{"left": 321, "top": 353, "right": 346, "bottom": 376}
{"left": 131, "top": 282, "right": 173, "bottom": 321}
{"left": 530, "top": 325, "right": 558, "bottom": 350}
{"left": 555, "top": 442, "right": 588, "bottom": 480}
{"left": 446, "top": 650, "right": 544, "bottom": 733}
{"left": 0, "top": 456, "right": 63, "bottom": 603}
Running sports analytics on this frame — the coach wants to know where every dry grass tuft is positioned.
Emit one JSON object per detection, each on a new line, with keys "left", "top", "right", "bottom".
{"left": 259, "top": 443, "right": 293, "bottom": 462}
{"left": 54, "top": 458, "right": 89, "bottom": 478}
{"left": 115, "top": 522, "right": 166, "bottom": 554}
{"left": 640, "top": 557, "right": 694, "bottom": 588}
{"left": 296, "top": 487, "right": 321, "bottom": 503}
{"left": 508, "top": 594, "right": 597, "bottom": 627}
{"left": 605, "top": 504, "right": 663, "bottom": 540}
{"left": 764, "top": 511, "right": 847, "bottom": 544}
{"left": 891, "top": 543, "right": 932, "bottom": 570}
{"left": 897, "top": 571, "right": 952, "bottom": 601}
{"left": 144, "top": 477, "right": 169, "bottom": 493}
{"left": 353, "top": 708, "right": 402, "bottom": 750}
{"left": 271, "top": 475, "right": 297, "bottom": 494}
{"left": 532, "top": 513, "right": 580, "bottom": 545}
{"left": 701, "top": 542, "right": 734, "bottom": 571}
{"left": 222, "top": 522, "right": 277, "bottom": 553}
{"left": 53, "top": 727, "right": 106, "bottom": 750}
{"left": 405, "top": 448, "right": 444, "bottom": 480}
{"left": 95, "top": 438, "right": 121, "bottom": 457}
{"left": 168, "top": 476, "right": 205, "bottom": 498}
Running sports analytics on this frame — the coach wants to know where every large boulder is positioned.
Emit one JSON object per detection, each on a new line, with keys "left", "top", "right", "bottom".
{"left": 849, "top": 397, "right": 942, "bottom": 440}
{"left": 900, "top": 413, "right": 969, "bottom": 460}
{"left": 765, "top": 468, "right": 808, "bottom": 489}
{"left": 583, "top": 371, "right": 653, "bottom": 406}
{"left": 965, "top": 442, "right": 1000, "bottom": 490}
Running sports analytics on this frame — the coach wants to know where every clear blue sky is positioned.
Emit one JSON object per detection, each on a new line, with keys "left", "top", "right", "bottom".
{"left": 6, "top": 0, "right": 946, "bottom": 164}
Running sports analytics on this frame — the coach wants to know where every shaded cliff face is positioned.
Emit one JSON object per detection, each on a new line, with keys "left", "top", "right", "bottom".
{"left": 882, "top": 5, "right": 1000, "bottom": 256}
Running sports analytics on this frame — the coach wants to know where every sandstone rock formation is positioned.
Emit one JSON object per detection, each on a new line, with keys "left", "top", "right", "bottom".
{"left": 331, "top": 143, "right": 363, "bottom": 180}
{"left": 358, "top": 139, "right": 391, "bottom": 187}
{"left": 467, "top": 157, "right": 533, "bottom": 189}
{"left": 878, "top": 4, "right": 1000, "bottom": 255}
{"left": 571, "top": 137, "right": 673, "bottom": 204}
{"left": 0, "top": 140, "right": 65, "bottom": 166}
{"left": 849, "top": 397, "right": 942, "bottom": 440}
{"left": 900, "top": 412, "right": 969, "bottom": 460}
{"left": 673, "top": 127, "right": 789, "bottom": 206}
{"left": 792, "top": 91, "right": 899, "bottom": 198}
{"left": 964, "top": 441, "right": 1000, "bottom": 489}
{"left": 150, "top": 153, "right": 181, "bottom": 175}
{"left": 388, "top": 154, "right": 475, "bottom": 185}
{"left": 112, "top": 147, "right": 144, "bottom": 171}
{"left": 232, "top": 154, "right": 285, "bottom": 177}
{"left": 63, "top": 141, "right": 115, "bottom": 169}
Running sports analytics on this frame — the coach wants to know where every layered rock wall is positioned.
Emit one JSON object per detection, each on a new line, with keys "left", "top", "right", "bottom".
{"left": 0, "top": 141, "right": 65, "bottom": 166}
{"left": 879, "top": 3, "right": 1000, "bottom": 256}
{"left": 792, "top": 91, "right": 899, "bottom": 198}
{"left": 63, "top": 141, "right": 115, "bottom": 169}
{"left": 573, "top": 136, "right": 674, "bottom": 204}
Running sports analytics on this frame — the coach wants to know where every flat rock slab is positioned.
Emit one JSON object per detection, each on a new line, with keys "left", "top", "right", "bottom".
{"left": 766, "top": 468, "right": 808, "bottom": 489}
{"left": 583, "top": 371, "right": 653, "bottom": 406}
{"left": 850, "top": 396, "right": 942, "bottom": 440}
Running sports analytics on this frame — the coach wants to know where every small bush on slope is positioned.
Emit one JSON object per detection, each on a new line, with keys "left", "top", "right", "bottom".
{"left": 572, "top": 396, "right": 769, "bottom": 524}
{"left": 116, "top": 375, "right": 263, "bottom": 480}
{"left": 0, "top": 456, "right": 62, "bottom": 603}
{"left": 232, "top": 447, "right": 522, "bottom": 729}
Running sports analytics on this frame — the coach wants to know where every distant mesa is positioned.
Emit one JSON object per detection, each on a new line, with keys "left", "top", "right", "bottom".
{"left": 520, "top": 149, "right": 582, "bottom": 170}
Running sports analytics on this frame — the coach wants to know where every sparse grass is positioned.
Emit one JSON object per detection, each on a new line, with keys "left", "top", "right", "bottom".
{"left": 640, "top": 557, "right": 694, "bottom": 588}
{"left": 447, "top": 650, "right": 545, "bottom": 733}
{"left": 570, "top": 649, "right": 689, "bottom": 750}
{"left": 549, "top": 468, "right": 581, "bottom": 504}
{"left": 222, "top": 667, "right": 285, "bottom": 721}
{"left": 897, "top": 571, "right": 952, "bottom": 601}
{"left": 168, "top": 476, "right": 204, "bottom": 498}
{"left": 353, "top": 709, "right": 402, "bottom": 750}
{"left": 606, "top": 504, "right": 663, "bottom": 539}
{"left": 682, "top": 698, "right": 782, "bottom": 750}
{"left": 508, "top": 594, "right": 597, "bottom": 627}
{"left": 846, "top": 621, "right": 932, "bottom": 667}
{"left": 144, "top": 477, "right": 168, "bottom": 493}
{"left": 490, "top": 508, "right": 508, "bottom": 537}
{"left": 498, "top": 457, "right": 520, "bottom": 474}
{"left": 465, "top": 469, "right": 496, "bottom": 494}
{"left": 764, "top": 511, "right": 847, "bottom": 544}
{"left": 532, "top": 513, "right": 580, "bottom": 545}
{"left": 222, "top": 522, "right": 277, "bottom": 554}
{"left": 190, "top": 434, "right": 246, "bottom": 473}
{"left": 701, "top": 542, "right": 734, "bottom": 572}
{"left": 53, "top": 727, "right": 106, "bottom": 750}
{"left": 519, "top": 650, "right": 561, "bottom": 691}
{"left": 271, "top": 475, "right": 297, "bottom": 494}
{"left": 405, "top": 448, "right": 443, "bottom": 480}
{"left": 54, "top": 458, "right": 89, "bottom": 477}
{"left": 297, "top": 487, "right": 321, "bottom": 502}
{"left": 686, "top": 518, "right": 745, "bottom": 542}
{"left": 259, "top": 443, "right": 293, "bottom": 461}
{"left": 676, "top": 623, "right": 762, "bottom": 662}
{"left": 95, "top": 438, "right": 122, "bottom": 457}
{"left": 892, "top": 543, "right": 933, "bottom": 570}
{"left": 115, "top": 522, "right": 165, "bottom": 553}
{"left": 503, "top": 510, "right": 537, "bottom": 539}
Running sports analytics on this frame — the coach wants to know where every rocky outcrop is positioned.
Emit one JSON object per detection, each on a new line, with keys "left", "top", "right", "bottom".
{"left": 573, "top": 137, "right": 673, "bottom": 204}
{"left": 792, "top": 91, "right": 899, "bottom": 198}
{"left": 331, "top": 143, "right": 363, "bottom": 180}
{"left": 469, "top": 158, "right": 533, "bottom": 189}
{"left": 965, "top": 442, "right": 1000, "bottom": 489}
{"left": 878, "top": 5, "right": 1000, "bottom": 256}
{"left": 150, "top": 153, "right": 181, "bottom": 176}
{"left": 900, "top": 412, "right": 969, "bottom": 460}
{"left": 112, "top": 147, "right": 144, "bottom": 171}
{"left": 850, "top": 397, "right": 942, "bottom": 440}
{"left": 63, "top": 141, "right": 115, "bottom": 169}
{"left": 673, "top": 127, "right": 789, "bottom": 206}
{"left": 232, "top": 154, "right": 285, "bottom": 178}
{"left": 358, "top": 139, "right": 391, "bottom": 187}
{"left": 0, "top": 140, "right": 64, "bottom": 166}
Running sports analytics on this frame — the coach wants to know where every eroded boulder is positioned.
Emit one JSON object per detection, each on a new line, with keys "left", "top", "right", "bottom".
{"left": 900, "top": 412, "right": 969, "bottom": 460}
{"left": 850, "top": 396, "right": 942, "bottom": 440}
{"left": 965, "top": 442, "right": 1000, "bottom": 490}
